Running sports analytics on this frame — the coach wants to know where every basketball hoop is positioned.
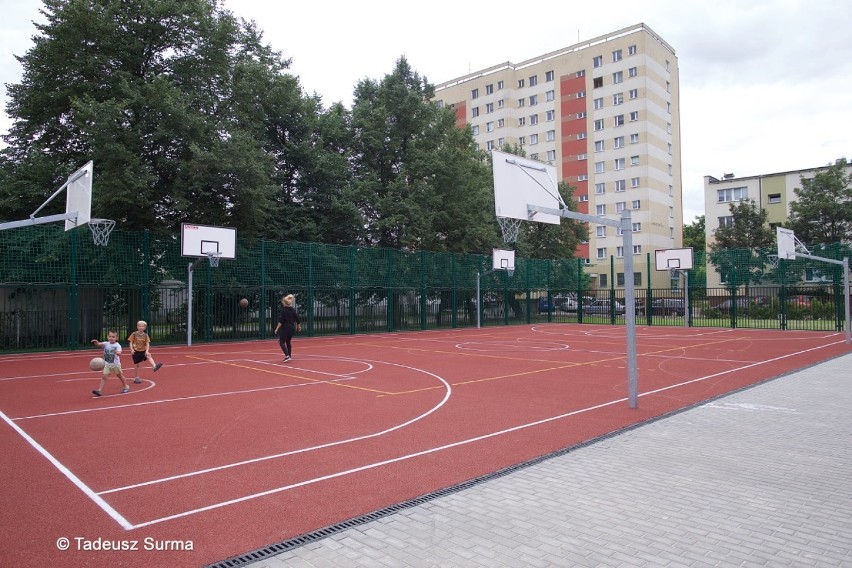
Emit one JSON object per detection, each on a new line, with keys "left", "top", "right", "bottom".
{"left": 767, "top": 254, "right": 779, "bottom": 270}
{"left": 497, "top": 216, "right": 522, "bottom": 244}
{"left": 206, "top": 251, "right": 222, "bottom": 267}
{"left": 87, "top": 218, "right": 115, "bottom": 246}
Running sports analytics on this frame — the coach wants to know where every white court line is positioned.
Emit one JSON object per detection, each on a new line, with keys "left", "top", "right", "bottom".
{"left": 0, "top": 408, "right": 134, "bottom": 530}
{"left": 123, "top": 338, "right": 846, "bottom": 529}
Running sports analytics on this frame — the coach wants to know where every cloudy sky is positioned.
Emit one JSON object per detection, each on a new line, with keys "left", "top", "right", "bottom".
{"left": 2, "top": 0, "right": 850, "bottom": 222}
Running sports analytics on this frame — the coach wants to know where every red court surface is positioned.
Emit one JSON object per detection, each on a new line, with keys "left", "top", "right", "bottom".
{"left": 1, "top": 324, "right": 849, "bottom": 567}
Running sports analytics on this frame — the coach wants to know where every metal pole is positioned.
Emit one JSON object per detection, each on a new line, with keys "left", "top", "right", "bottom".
{"left": 844, "top": 257, "right": 850, "bottom": 345}
{"left": 622, "top": 209, "right": 638, "bottom": 409}
{"left": 187, "top": 263, "right": 194, "bottom": 346}
{"left": 476, "top": 271, "right": 481, "bottom": 329}
{"left": 683, "top": 270, "right": 689, "bottom": 328}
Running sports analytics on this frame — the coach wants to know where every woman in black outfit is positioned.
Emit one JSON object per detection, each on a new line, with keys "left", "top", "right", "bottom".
{"left": 274, "top": 294, "right": 301, "bottom": 362}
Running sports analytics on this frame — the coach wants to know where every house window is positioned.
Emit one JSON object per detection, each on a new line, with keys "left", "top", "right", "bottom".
{"left": 629, "top": 88, "right": 638, "bottom": 99}
{"left": 633, "top": 272, "right": 642, "bottom": 285}
{"left": 614, "top": 136, "right": 625, "bottom": 149}
{"left": 498, "top": 99, "right": 504, "bottom": 109}
{"left": 577, "top": 91, "right": 586, "bottom": 98}
{"left": 486, "top": 122, "right": 494, "bottom": 132}
{"left": 614, "top": 115, "right": 624, "bottom": 127}
{"left": 530, "top": 133, "right": 538, "bottom": 144}
{"left": 613, "top": 71, "right": 623, "bottom": 84}
{"left": 546, "top": 90, "right": 555, "bottom": 102}
{"left": 593, "top": 55, "right": 603, "bottom": 68}
{"left": 718, "top": 215, "right": 734, "bottom": 228}
{"left": 768, "top": 193, "right": 782, "bottom": 204}
{"left": 594, "top": 97, "right": 604, "bottom": 109}
{"left": 517, "top": 79, "right": 525, "bottom": 88}
{"left": 628, "top": 45, "right": 637, "bottom": 55}
{"left": 518, "top": 117, "right": 526, "bottom": 126}
{"left": 529, "top": 75, "right": 538, "bottom": 87}
{"left": 579, "top": 195, "right": 589, "bottom": 202}
{"left": 594, "top": 119, "right": 604, "bottom": 131}
{"left": 576, "top": 70, "right": 585, "bottom": 78}
{"left": 546, "top": 129, "right": 555, "bottom": 141}
{"left": 614, "top": 158, "right": 625, "bottom": 170}
{"left": 471, "top": 88, "right": 479, "bottom": 99}
{"left": 612, "top": 49, "right": 622, "bottom": 62}
{"left": 577, "top": 153, "right": 587, "bottom": 161}
{"left": 615, "top": 179, "right": 626, "bottom": 192}
{"left": 596, "top": 204, "right": 606, "bottom": 215}
{"left": 472, "top": 107, "right": 479, "bottom": 118}
{"left": 616, "top": 201, "right": 626, "bottom": 212}
{"left": 629, "top": 111, "right": 639, "bottom": 121}
{"left": 546, "top": 150, "right": 556, "bottom": 161}
{"left": 497, "top": 118, "right": 505, "bottom": 128}
{"left": 486, "top": 103, "right": 494, "bottom": 113}
{"left": 717, "top": 187, "right": 748, "bottom": 202}
{"left": 597, "top": 247, "right": 607, "bottom": 259}
{"left": 595, "top": 161, "right": 605, "bottom": 173}
{"left": 599, "top": 274, "right": 608, "bottom": 287}
{"left": 593, "top": 77, "right": 604, "bottom": 88}
{"left": 518, "top": 98, "right": 525, "bottom": 108}
{"left": 519, "top": 136, "right": 525, "bottom": 146}
{"left": 628, "top": 67, "right": 637, "bottom": 77}
{"left": 546, "top": 110, "right": 555, "bottom": 121}
{"left": 529, "top": 95, "right": 538, "bottom": 106}
{"left": 486, "top": 140, "right": 494, "bottom": 151}
{"left": 632, "top": 199, "right": 640, "bottom": 209}
{"left": 594, "top": 140, "right": 605, "bottom": 153}
{"left": 577, "top": 132, "right": 587, "bottom": 140}
{"left": 616, "top": 247, "right": 624, "bottom": 258}
{"left": 545, "top": 70, "right": 554, "bottom": 81}
{"left": 630, "top": 155, "right": 640, "bottom": 166}
{"left": 597, "top": 226, "right": 606, "bottom": 237}
{"left": 577, "top": 173, "right": 587, "bottom": 180}
{"left": 472, "top": 125, "right": 479, "bottom": 136}
{"left": 613, "top": 93, "right": 623, "bottom": 105}
{"left": 485, "top": 84, "right": 493, "bottom": 95}
{"left": 631, "top": 177, "right": 640, "bottom": 188}
{"left": 576, "top": 111, "right": 586, "bottom": 119}
{"left": 630, "top": 133, "right": 640, "bottom": 144}
{"left": 530, "top": 114, "right": 539, "bottom": 125}
{"left": 497, "top": 80, "right": 504, "bottom": 89}
{"left": 632, "top": 222, "right": 641, "bottom": 232}
{"left": 498, "top": 137, "right": 504, "bottom": 147}
{"left": 595, "top": 182, "right": 605, "bottom": 194}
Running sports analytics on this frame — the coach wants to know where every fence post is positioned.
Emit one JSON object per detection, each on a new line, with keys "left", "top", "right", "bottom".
{"left": 646, "top": 252, "right": 652, "bottom": 326}
{"left": 261, "top": 240, "right": 268, "bottom": 338}
{"left": 69, "top": 229, "right": 79, "bottom": 349}
{"left": 142, "top": 230, "right": 150, "bottom": 323}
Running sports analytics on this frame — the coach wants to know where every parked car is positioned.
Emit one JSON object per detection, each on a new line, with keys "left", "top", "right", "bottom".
{"left": 716, "top": 297, "right": 767, "bottom": 314}
{"left": 584, "top": 299, "right": 625, "bottom": 315}
{"left": 651, "top": 298, "right": 685, "bottom": 316}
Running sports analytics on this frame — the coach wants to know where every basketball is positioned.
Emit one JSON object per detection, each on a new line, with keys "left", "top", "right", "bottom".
{"left": 90, "top": 357, "right": 105, "bottom": 371}
{"left": 239, "top": 298, "right": 249, "bottom": 308}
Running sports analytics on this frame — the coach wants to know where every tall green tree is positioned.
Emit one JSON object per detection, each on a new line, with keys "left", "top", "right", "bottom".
{"left": 0, "top": 0, "right": 307, "bottom": 237}
{"left": 787, "top": 158, "right": 852, "bottom": 245}
{"left": 708, "top": 199, "right": 774, "bottom": 288}
{"left": 683, "top": 215, "right": 705, "bottom": 251}
{"left": 349, "top": 57, "right": 496, "bottom": 252}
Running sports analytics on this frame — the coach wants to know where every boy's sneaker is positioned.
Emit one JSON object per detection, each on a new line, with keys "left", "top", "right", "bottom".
{"left": 92, "top": 390, "right": 101, "bottom": 397}
{"left": 134, "top": 378, "right": 142, "bottom": 384}
{"left": 283, "top": 356, "right": 291, "bottom": 362}
{"left": 153, "top": 363, "right": 163, "bottom": 372}
{"left": 121, "top": 387, "right": 130, "bottom": 394}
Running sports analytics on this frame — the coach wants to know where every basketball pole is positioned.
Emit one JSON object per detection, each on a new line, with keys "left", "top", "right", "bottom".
{"left": 787, "top": 249, "right": 851, "bottom": 345}
{"left": 531, "top": 204, "right": 639, "bottom": 408}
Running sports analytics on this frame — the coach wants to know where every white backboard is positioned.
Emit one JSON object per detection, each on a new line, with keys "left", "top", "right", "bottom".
{"left": 654, "top": 247, "right": 694, "bottom": 271}
{"left": 492, "top": 248, "right": 515, "bottom": 271}
{"left": 64, "top": 161, "right": 93, "bottom": 231}
{"left": 777, "top": 227, "right": 796, "bottom": 260}
{"left": 492, "top": 150, "right": 561, "bottom": 225}
{"left": 181, "top": 223, "right": 236, "bottom": 259}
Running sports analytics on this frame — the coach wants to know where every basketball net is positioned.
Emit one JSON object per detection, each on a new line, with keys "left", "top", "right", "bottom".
{"left": 497, "top": 217, "right": 522, "bottom": 244}
{"left": 206, "top": 251, "right": 222, "bottom": 267}
{"left": 88, "top": 219, "right": 115, "bottom": 247}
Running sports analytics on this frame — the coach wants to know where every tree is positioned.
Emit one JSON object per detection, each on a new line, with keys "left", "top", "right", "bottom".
{"left": 787, "top": 158, "right": 852, "bottom": 245}
{"left": 683, "top": 215, "right": 705, "bottom": 251}
{"left": 349, "top": 57, "right": 496, "bottom": 252}
{"left": 708, "top": 199, "right": 774, "bottom": 288}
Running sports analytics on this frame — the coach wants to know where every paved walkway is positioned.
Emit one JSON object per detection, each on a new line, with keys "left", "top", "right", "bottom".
{"left": 248, "top": 353, "right": 852, "bottom": 568}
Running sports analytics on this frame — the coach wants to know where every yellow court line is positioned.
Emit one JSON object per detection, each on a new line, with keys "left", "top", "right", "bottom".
{"left": 185, "top": 355, "right": 393, "bottom": 395}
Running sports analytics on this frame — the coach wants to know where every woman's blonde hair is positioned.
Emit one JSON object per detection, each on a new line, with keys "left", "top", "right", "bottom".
{"left": 282, "top": 294, "right": 295, "bottom": 306}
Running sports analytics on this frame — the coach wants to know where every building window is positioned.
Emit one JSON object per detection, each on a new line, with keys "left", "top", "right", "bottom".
{"left": 577, "top": 173, "right": 587, "bottom": 181}
{"left": 593, "top": 55, "right": 603, "bottom": 68}
{"left": 545, "top": 70, "right": 554, "bottom": 82}
{"left": 518, "top": 79, "right": 525, "bottom": 88}
{"left": 472, "top": 125, "right": 479, "bottom": 136}
{"left": 579, "top": 195, "right": 588, "bottom": 202}
{"left": 613, "top": 93, "right": 623, "bottom": 105}
{"left": 718, "top": 215, "right": 734, "bottom": 228}
{"left": 597, "top": 247, "right": 607, "bottom": 259}
{"left": 597, "top": 226, "right": 606, "bottom": 237}
{"left": 486, "top": 102, "right": 494, "bottom": 113}
{"left": 594, "top": 97, "right": 604, "bottom": 109}
{"left": 628, "top": 67, "right": 637, "bottom": 77}
{"left": 596, "top": 204, "right": 606, "bottom": 215}
{"left": 546, "top": 110, "right": 555, "bottom": 121}
{"left": 595, "top": 182, "right": 605, "bottom": 194}
{"left": 629, "top": 88, "right": 638, "bottom": 99}
{"left": 486, "top": 122, "right": 494, "bottom": 132}
{"left": 471, "top": 88, "right": 479, "bottom": 99}
{"left": 599, "top": 274, "right": 608, "bottom": 287}
{"left": 518, "top": 98, "right": 525, "bottom": 108}
{"left": 616, "top": 201, "right": 626, "bottom": 212}
{"left": 594, "top": 140, "right": 605, "bottom": 153}
{"left": 486, "top": 140, "right": 494, "bottom": 150}
{"left": 613, "top": 71, "right": 623, "bottom": 84}
{"left": 666, "top": 81, "right": 671, "bottom": 93}
{"left": 768, "top": 193, "right": 782, "bottom": 204}
{"left": 595, "top": 161, "right": 605, "bottom": 173}
{"left": 717, "top": 187, "right": 748, "bottom": 202}
{"left": 498, "top": 137, "right": 504, "bottom": 147}
{"left": 614, "top": 136, "right": 625, "bottom": 149}
{"left": 530, "top": 133, "right": 538, "bottom": 144}
{"left": 485, "top": 84, "right": 493, "bottom": 95}
{"left": 633, "top": 272, "right": 642, "bottom": 285}
{"left": 614, "top": 115, "right": 624, "bottom": 127}
{"left": 498, "top": 99, "right": 504, "bottom": 109}
{"left": 530, "top": 153, "right": 538, "bottom": 160}
{"left": 612, "top": 49, "right": 622, "bottom": 62}
{"left": 629, "top": 111, "right": 639, "bottom": 121}
{"left": 472, "top": 107, "right": 479, "bottom": 118}
{"left": 594, "top": 119, "right": 604, "bottom": 131}
{"left": 667, "top": 122, "right": 672, "bottom": 134}
{"left": 614, "top": 158, "right": 625, "bottom": 170}
{"left": 615, "top": 179, "right": 626, "bottom": 192}
{"left": 628, "top": 45, "right": 637, "bottom": 56}
{"left": 530, "top": 114, "right": 539, "bottom": 125}
{"left": 497, "top": 80, "right": 504, "bottom": 89}
{"left": 630, "top": 155, "right": 640, "bottom": 166}
{"left": 546, "top": 129, "right": 555, "bottom": 141}
{"left": 576, "top": 111, "right": 586, "bottom": 119}
{"left": 576, "top": 70, "right": 585, "bottom": 77}
{"left": 577, "top": 90, "right": 586, "bottom": 98}
{"left": 547, "top": 150, "right": 556, "bottom": 161}
{"left": 632, "top": 199, "right": 640, "bottom": 209}
{"left": 529, "top": 75, "right": 538, "bottom": 87}
{"left": 577, "top": 132, "right": 587, "bottom": 140}
{"left": 497, "top": 118, "right": 505, "bottom": 128}
{"left": 616, "top": 247, "right": 624, "bottom": 258}
{"left": 519, "top": 136, "right": 525, "bottom": 146}
{"left": 518, "top": 117, "right": 526, "bottom": 126}
{"left": 632, "top": 222, "right": 641, "bottom": 232}
{"left": 631, "top": 177, "right": 640, "bottom": 188}
{"left": 546, "top": 90, "right": 555, "bottom": 102}
{"left": 529, "top": 95, "right": 538, "bottom": 106}
{"left": 593, "top": 77, "right": 604, "bottom": 89}
{"left": 630, "top": 133, "right": 639, "bottom": 144}
{"left": 577, "top": 153, "right": 587, "bottom": 160}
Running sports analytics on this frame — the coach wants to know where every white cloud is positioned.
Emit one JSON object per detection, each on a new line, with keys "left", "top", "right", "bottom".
{"left": 2, "top": 0, "right": 850, "bottom": 224}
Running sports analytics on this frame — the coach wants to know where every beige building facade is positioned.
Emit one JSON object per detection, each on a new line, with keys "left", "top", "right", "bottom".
{"left": 434, "top": 23, "right": 683, "bottom": 290}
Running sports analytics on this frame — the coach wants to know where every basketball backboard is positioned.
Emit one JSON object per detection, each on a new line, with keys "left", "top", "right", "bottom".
{"left": 777, "top": 227, "right": 796, "bottom": 260}
{"left": 181, "top": 223, "right": 236, "bottom": 259}
{"left": 64, "top": 161, "right": 93, "bottom": 231}
{"left": 654, "top": 248, "right": 694, "bottom": 271}
{"left": 492, "top": 248, "right": 515, "bottom": 271}
{"left": 491, "top": 150, "right": 561, "bottom": 225}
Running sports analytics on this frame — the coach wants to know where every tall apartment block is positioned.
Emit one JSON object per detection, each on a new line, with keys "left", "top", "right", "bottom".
{"left": 434, "top": 23, "right": 682, "bottom": 290}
